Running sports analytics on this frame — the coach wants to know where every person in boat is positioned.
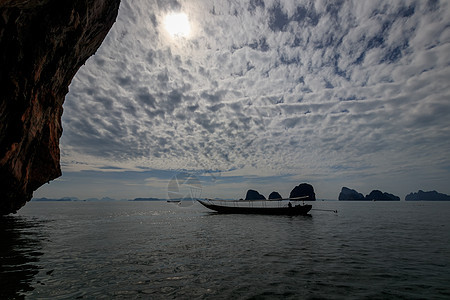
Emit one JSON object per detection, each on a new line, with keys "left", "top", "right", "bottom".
{"left": 288, "top": 202, "right": 292, "bottom": 208}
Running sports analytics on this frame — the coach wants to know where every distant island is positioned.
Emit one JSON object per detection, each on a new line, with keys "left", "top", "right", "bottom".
{"left": 31, "top": 187, "right": 450, "bottom": 203}
{"left": 268, "top": 191, "right": 282, "bottom": 200}
{"left": 338, "top": 187, "right": 400, "bottom": 201}
{"left": 129, "top": 197, "right": 163, "bottom": 201}
{"left": 32, "top": 197, "right": 167, "bottom": 202}
{"left": 339, "top": 187, "right": 450, "bottom": 201}
{"left": 32, "top": 197, "right": 80, "bottom": 202}
{"left": 338, "top": 187, "right": 365, "bottom": 201}
{"left": 405, "top": 190, "right": 450, "bottom": 201}
{"left": 244, "top": 183, "right": 316, "bottom": 201}
{"left": 245, "top": 189, "right": 266, "bottom": 200}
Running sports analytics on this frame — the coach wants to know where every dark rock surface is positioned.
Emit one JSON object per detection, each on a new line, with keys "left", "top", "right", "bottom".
{"left": 0, "top": 0, "right": 120, "bottom": 214}
{"left": 405, "top": 190, "right": 450, "bottom": 201}
{"left": 268, "top": 191, "right": 282, "bottom": 200}
{"left": 245, "top": 189, "right": 266, "bottom": 200}
{"left": 289, "top": 183, "right": 316, "bottom": 201}
{"left": 365, "top": 190, "right": 400, "bottom": 201}
{"left": 338, "top": 187, "right": 365, "bottom": 200}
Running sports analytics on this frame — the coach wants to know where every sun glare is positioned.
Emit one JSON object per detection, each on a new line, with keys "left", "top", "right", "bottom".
{"left": 164, "top": 12, "right": 191, "bottom": 38}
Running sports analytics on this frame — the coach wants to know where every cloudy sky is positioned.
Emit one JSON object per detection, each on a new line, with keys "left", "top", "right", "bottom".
{"left": 35, "top": 0, "right": 450, "bottom": 200}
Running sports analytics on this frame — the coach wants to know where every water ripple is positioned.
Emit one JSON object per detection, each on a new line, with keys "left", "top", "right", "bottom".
{"left": 3, "top": 201, "right": 450, "bottom": 299}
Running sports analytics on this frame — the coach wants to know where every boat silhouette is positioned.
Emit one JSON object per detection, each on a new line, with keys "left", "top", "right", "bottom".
{"left": 197, "top": 196, "right": 312, "bottom": 215}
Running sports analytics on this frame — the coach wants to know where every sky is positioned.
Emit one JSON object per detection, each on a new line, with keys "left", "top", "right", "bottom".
{"left": 35, "top": 0, "right": 450, "bottom": 201}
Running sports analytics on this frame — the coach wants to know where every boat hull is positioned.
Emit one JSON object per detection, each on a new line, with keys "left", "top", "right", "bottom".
{"left": 197, "top": 200, "right": 312, "bottom": 215}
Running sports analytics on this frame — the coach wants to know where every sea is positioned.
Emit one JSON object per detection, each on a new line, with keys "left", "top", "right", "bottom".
{"left": 1, "top": 200, "right": 449, "bottom": 299}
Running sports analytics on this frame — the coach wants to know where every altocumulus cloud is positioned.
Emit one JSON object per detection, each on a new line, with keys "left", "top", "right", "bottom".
{"left": 53, "top": 0, "right": 450, "bottom": 199}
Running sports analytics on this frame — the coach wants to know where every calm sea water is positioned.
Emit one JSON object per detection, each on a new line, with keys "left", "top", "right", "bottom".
{"left": 1, "top": 201, "right": 449, "bottom": 299}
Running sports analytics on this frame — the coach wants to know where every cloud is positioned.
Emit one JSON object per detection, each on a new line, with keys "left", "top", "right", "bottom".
{"left": 52, "top": 0, "right": 450, "bottom": 199}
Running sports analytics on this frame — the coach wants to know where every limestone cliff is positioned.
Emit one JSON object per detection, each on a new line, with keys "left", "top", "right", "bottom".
{"left": 405, "top": 190, "right": 450, "bottom": 201}
{"left": 268, "top": 191, "right": 282, "bottom": 200}
{"left": 0, "top": 0, "right": 120, "bottom": 214}
{"left": 365, "top": 190, "right": 400, "bottom": 201}
{"left": 245, "top": 189, "right": 266, "bottom": 200}
{"left": 338, "top": 187, "right": 365, "bottom": 201}
{"left": 289, "top": 183, "right": 316, "bottom": 201}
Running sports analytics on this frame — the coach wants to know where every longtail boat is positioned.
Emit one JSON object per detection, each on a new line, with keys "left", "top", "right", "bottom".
{"left": 197, "top": 196, "right": 312, "bottom": 215}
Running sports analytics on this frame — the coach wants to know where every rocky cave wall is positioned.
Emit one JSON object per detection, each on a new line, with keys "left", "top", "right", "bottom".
{"left": 0, "top": 0, "right": 120, "bottom": 214}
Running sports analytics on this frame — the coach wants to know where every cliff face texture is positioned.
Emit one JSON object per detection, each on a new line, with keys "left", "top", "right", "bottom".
{"left": 0, "top": 0, "right": 120, "bottom": 214}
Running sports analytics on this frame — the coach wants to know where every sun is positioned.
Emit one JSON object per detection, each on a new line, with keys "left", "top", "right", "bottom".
{"left": 164, "top": 12, "right": 191, "bottom": 38}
